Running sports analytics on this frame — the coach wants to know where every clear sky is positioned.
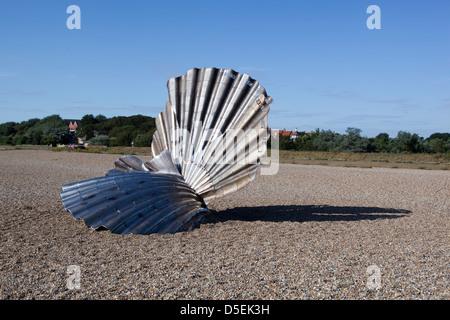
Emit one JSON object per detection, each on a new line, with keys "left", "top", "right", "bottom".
{"left": 1, "top": 0, "right": 449, "bottom": 138}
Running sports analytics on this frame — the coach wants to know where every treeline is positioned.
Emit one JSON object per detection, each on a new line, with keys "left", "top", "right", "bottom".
{"left": 0, "top": 115, "right": 73, "bottom": 146}
{"left": 78, "top": 114, "right": 156, "bottom": 147}
{"left": 1, "top": 116, "right": 449, "bottom": 154}
{"left": 275, "top": 127, "right": 450, "bottom": 154}
{"left": 0, "top": 114, "right": 157, "bottom": 147}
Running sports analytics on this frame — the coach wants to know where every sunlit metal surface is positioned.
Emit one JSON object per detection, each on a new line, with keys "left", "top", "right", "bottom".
{"left": 61, "top": 67, "right": 273, "bottom": 234}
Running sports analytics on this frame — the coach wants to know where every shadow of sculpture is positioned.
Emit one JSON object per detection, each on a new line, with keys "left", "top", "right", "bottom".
{"left": 203, "top": 205, "right": 411, "bottom": 224}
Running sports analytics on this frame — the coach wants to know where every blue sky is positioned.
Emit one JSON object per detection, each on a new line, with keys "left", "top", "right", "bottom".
{"left": 0, "top": 0, "right": 449, "bottom": 138}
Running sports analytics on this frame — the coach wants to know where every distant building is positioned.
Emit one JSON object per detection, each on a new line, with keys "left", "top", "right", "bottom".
{"left": 270, "top": 129, "right": 281, "bottom": 138}
{"left": 270, "top": 128, "right": 299, "bottom": 141}
{"left": 291, "top": 129, "right": 299, "bottom": 140}
{"left": 65, "top": 120, "right": 81, "bottom": 133}
{"left": 63, "top": 120, "right": 81, "bottom": 145}
{"left": 281, "top": 130, "right": 292, "bottom": 137}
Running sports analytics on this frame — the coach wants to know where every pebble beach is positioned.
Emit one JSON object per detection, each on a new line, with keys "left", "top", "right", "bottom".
{"left": 0, "top": 149, "right": 448, "bottom": 299}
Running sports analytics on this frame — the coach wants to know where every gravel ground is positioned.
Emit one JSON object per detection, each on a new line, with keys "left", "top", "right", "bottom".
{"left": 0, "top": 150, "right": 448, "bottom": 300}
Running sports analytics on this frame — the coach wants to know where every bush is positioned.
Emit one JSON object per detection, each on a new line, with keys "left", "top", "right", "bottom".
{"left": 89, "top": 134, "right": 110, "bottom": 146}
{"left": 109, "top": 125, "right": 137, "bottom": 146}
{"left": 134, "top": 130, "right": 155, "bottom": 147}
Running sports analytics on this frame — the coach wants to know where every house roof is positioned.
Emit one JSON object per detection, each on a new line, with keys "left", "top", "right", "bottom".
{"left": 270, "top": 129, "right": 300, "bottom": 138}
{"left": 65, "top": 119, "right": 80, "bottom": 131}
{"left": 65, "top": 119, "right": 80, "bottom": 125}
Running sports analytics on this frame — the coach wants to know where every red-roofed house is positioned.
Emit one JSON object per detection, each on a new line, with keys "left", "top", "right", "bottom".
{"left": 270, "top": 128, "right": 299, "bottom": 141}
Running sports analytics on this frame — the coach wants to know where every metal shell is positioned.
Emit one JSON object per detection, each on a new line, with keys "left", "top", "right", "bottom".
{"left": 60, "top": 67, "right": 273, "bottom": 234}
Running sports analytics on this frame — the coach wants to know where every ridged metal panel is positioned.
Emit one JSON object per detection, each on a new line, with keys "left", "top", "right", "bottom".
{"left": 61, "top": 157, "right": 208, "bottom": 234}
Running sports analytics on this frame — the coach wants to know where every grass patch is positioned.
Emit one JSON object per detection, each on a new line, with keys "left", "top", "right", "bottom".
{"left": 277, "top": 150, "right": 450, "bottom": 170}
{"left": 278, "top": 150, "right": 449, "bottom": 163}
{"left": 0, "top": 145, "right": 50, "bottom": 151}
{"left": 6, "top": 145, "right": 450, "bottom": 171}
{"left": 51, "top": 146, "right": 152, "bottom": 156}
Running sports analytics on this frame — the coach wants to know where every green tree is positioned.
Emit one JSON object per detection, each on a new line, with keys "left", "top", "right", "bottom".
{"left": 428, "top": 138, "right": 445, "bottom": 153}
{"left": 95, "top": 114, "right": 107, "bottom": 123}
{"left": 13, "top": 135, "right": 28, "bottom": 145}
{"left": 374, "top": 133, "right": 390, "bottom": 152}
{"left": 345, "top": 127, "right": 362, "bottom": 137}
{"left": 79, "top": 123, "right": 98, "bottom": 140}
{"left": 312, "top": 130, "right": 332, "bottom": 151}
{"left": 428, "top": 133, "right": 450, "bottom": 141}
{"left": 294, "top": 132, "right": 316, "bottom": 151}
{"left": 31, "top": 128, "right": 43, "bottom": 145}
{"left": 109, "top": 125, "right": 137, "bottom": 146}
{"left": 134, "top": 129, "right": 156, "bottom": 147}
{"left": 81, "top": 114, "right": 98, "bottom": 126}
{"left": 342, "top": 127, "right": 369, "bottom": 152}
{"left": 38, "top": 115, "right": 69, "bottom": 146}
{"left": 425, "top": 133, "right": 450, "bottom": 154}
{"left": 0, "top": 122, "right": 16, "bottom": 136}
{"left": 393, "top": 131, "right": 422, "bottom": 153}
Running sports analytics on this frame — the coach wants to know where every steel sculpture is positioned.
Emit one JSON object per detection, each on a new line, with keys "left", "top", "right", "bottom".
{"left": 60, "top": 67, "right": 273, "bottom": 234}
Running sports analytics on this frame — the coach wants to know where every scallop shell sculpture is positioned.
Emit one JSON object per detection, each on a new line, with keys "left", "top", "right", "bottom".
{"left": 61, "top": 67, "right": 273, "bottom": 234}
